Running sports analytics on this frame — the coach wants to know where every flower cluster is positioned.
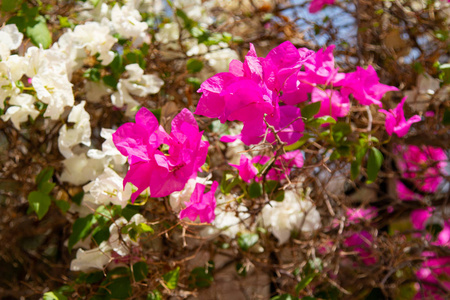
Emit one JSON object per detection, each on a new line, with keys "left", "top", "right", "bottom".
{"left": 113, "top": 107, "right": 209, "bottom": 201}
{"left": 196, "top": 41, "right": 398, "bottom": 146}
{"left": 395, "top": 145, "right": 448, "bottom": 197}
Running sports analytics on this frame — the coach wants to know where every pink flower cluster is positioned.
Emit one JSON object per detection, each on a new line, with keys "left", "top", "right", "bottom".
{"left": 395, "top": 145, "right": 448, "bottom": 198}
{"left": 410, "top": 209, "right": 450, "bottom": 299}
{"left": 230, "top": 150, "right": 304, "bottom": 182}
{"left": 180, "top": 182, "right": 218, "bottom": 223}
{"left": 113, "top": 108, "right": 209, "bottom": 201}
{"left": 379, "top": 97, "right": 421, "bottom": 137}
{"left": 196, "top": 41, "right": 397, "bottom": 146}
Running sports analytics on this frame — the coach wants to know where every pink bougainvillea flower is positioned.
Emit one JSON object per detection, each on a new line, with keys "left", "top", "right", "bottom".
{"left": 344, "top": 231, "right": 377, "bottom": 265}
{"left": 179, "top": 181, "right": 218, "bottom": 223}
{"left": 311, "top": 88, "right": 350, "bottom": 121}
{"left": 309, "top": 0, "right": 335, "bottom": 13}
{"left": 340, "top": 65, "right": 398, "bottom": 107}
{"left": 396, "top": 180, "right": 423, "bottom": 201}
{"left": 113, "top": 107, "right": 168, "bottom": 164}
{"left": 379, "top": 97, "right": 421, "bottom": 137}
{"left": 230, "top": 155, "right": 258, "bottom": 183}
{"left": 252, "top": 150, "right": 304, "bottom": 181}
{"left": 395, "top": 145, "right": 447, "bottom": 193}
{"left": 414, "top": 253, "right": 450, "bottom": 300}
{"left": 113, "top": 108, "right": 209, "bottom": 201}
{"left": 411, "top": 208, "right": 434, "bottom": 231}
{"left": 346, "top": 207, "right": 378, "bottom": 224}
{"left": 298, "top": 45, "right": 344, "bottom": 86}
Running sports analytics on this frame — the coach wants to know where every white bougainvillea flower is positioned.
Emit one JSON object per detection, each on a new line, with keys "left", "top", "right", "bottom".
{"left": 109, "top": 214, "right": 147, "bottom": 256}
{"left": 58, "top": 101, "right": 91, "bottom": 158}
{"left": 123, "top": 64, "right": 164, "bottom": 97}
{"left": 60, "top": 153, "right": 105, "bottom": 185}
{"left": 111, "top": 4, "right": 149, "bottom": 46}
{"left": 1, "top": 94, "right": 39, "bottom": 129}
{"left": 70, "top": 241, "right": 112, "bottom": 272}
{"left": 262, "top": 189, "right": 321, "bottom": 245}
{"left": 87, "top": 128, "right": 128, "bottom": 167}
{"left": 85, "top": 81, "right": 111, "bottom": 103}
{"left": 83, "top": 168, "right": 132, "bottom": 208}
{"left": 155, "top": 23, "right": 180, "bottom": 46}
{"left": 0, "top": 57, "right": 26, "bottom": 109}
{"left": 213, "top": 194, "right": 252, "bottom": 238}
{"left": 0, "top": 24, "right": 23, "bottom": 59}
{"left": 170, "top": 178, "right": 197, "bottom": 212}
{"left": 111, "top": 81, "right": 140, "bottom": 116}
{"left": 71, "top": 22, "right": 117, "bottom": 65}
{"left": 205, "top": 46, "right": 240, "bottom": 74}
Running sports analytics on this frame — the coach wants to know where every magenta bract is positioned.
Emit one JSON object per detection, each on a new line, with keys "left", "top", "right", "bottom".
{"left": 113, "top": 108, "right": 209, "bottom": 201}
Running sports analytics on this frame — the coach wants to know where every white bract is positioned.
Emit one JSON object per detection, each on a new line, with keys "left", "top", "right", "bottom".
{"left": 27, "top": 47, "right": 75, "bottom": 119}
{"left": 123, "top": 64, "right": 164, "bottom": 97}
{"left": 83, "top": 168, "right": 132, "bottom": 208}
{"left": 109, "top": 214, "right": 147, "bottom": 256}
{"left": 87, "top": 128, "right": 128, "bottom": 167}
{"left": 72, "top": 22, "right": 117, "bottom": 65}
{"left": 213, "top": 194, "right": 252, "bottom": 238}
{"left": 58, "top": 101, "right": 92, "bottom": 158}
{"left": 205, "top": 47, "right": 240, "bottom": 73}
{"left": 111, "top": 4, "right": 149, "bottom": 46}
{"left": 60, "top": 153, "right": 105, "bottom": 185}
{"left": 262, "top": 189, "right": 321, "bottom": 245}
{"left": 70, "top": 241, "right": 112, "bottom": 272}
{"left": 0, "top": 24, "right": 23, "bottom": 60}
{"left": 1, "top": 94, "right": 39, "bottom": 129}
{"left": 170, "top": 178, "right": 197, "bottom": 212}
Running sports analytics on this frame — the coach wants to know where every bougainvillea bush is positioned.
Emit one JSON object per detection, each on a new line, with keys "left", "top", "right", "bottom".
{"left": 0, "top": 0, "right": 449, "bottom": 299}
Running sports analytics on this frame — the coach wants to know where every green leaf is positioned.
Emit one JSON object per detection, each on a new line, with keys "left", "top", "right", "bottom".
{"left": 72, "top": 191, "right": 84, "bottom": 206}
{"left": 138, "top": 223, "right": 154, "bottom": 233}
{"left": 248, "top": 182, "right": 262, "bottom": 198}
{"left": 351, "top": 146, "right": 368, "bottom": 180}
{"left": 54, "top": 199, "right": 70, "bottom": 213}
{"left": 6, "top": 16, "right": 28, "bottom": 32}
{"left": 147, "top": 290, "right": 163, "bottom": 300}
{"left": 27, "top": 16, "right": 52, "bottom": 49}
{"left": 68, "top": 214, "right": 97, "bottom": 252}
{"left": 83, "top": 68, "right": 101, "bottom": 82}
{"left": 186, "top": 58, "right": 204, "bottom": 73}
{"left": 28, "top": 190, "right": 51, "bottom": 220}
{"left": 237, "top": 233, "right": 259, "bottom": 251}
{"left": 186, "top": 77, "right": 201, "bottom": 90}
{"left": 43, "top": 291, "right": 67, "bottom": 300}
{"left": 236, "top": 262, "right": 247, "bottom": 276}
{"left": 92, "top": 225, "right": 110, "bottom": 245}
{"left": 104, "top": 268, "right": 132, "bottom": 299}
{"left": 309, "top": 116, "right": 336, "bottom": 127}
{"left": 85, "top": 271, "right": 104, "bottom": 284}
{"left": 295, "top": 273, "right": 317, "bottom": 294}
{"left": 40, "top": 181, "right": 56, "bottom": 194}
{"left": 36, "top": 167, "right": 54, "bottom": 187}
{"left": 264, "top": 180, "right": 279, "bottom": 194}
{"left": 274, "top": 190, "right": 285, "bottom": 202}
{"left": 122, "top": 205, "right": 140, "bottom": 221}
{"left": 58, "top": 16, "right": 74, "bottom": 29}
{"left": 301, "top": 102, "right": 321, "bottom": 119}
{"left": 367, "top": 147, "right": 383, "bottom": 184}
{"left": 188, "top": 267, "right": 214, "bottom": 288}
{"left": 102, "top": 75, "right": 118, "bottom": 88}
{"left": 443, "top": 108, "right": 450, "bottom": 126}
{"left": 132, "top": 261, "right": 149, "bottom": 282}
{"left": 2, "top": 0, "right": 23, "bottom": 13}
{"left": 163, "top": 267, "right": 180, "bottom": 289}
{"left": 284, "top": 134, "right": 312, "bottom": 151}
{"left": 332, "top": 122, "right": 351, "bottom": 144}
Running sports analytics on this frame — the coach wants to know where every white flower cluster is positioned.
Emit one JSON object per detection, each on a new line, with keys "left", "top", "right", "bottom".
{"left": 262, "top": 189, "right": 321, "bottom": 245}
{"left": 70, "top": 214, "right": 146, "bottom": 272}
